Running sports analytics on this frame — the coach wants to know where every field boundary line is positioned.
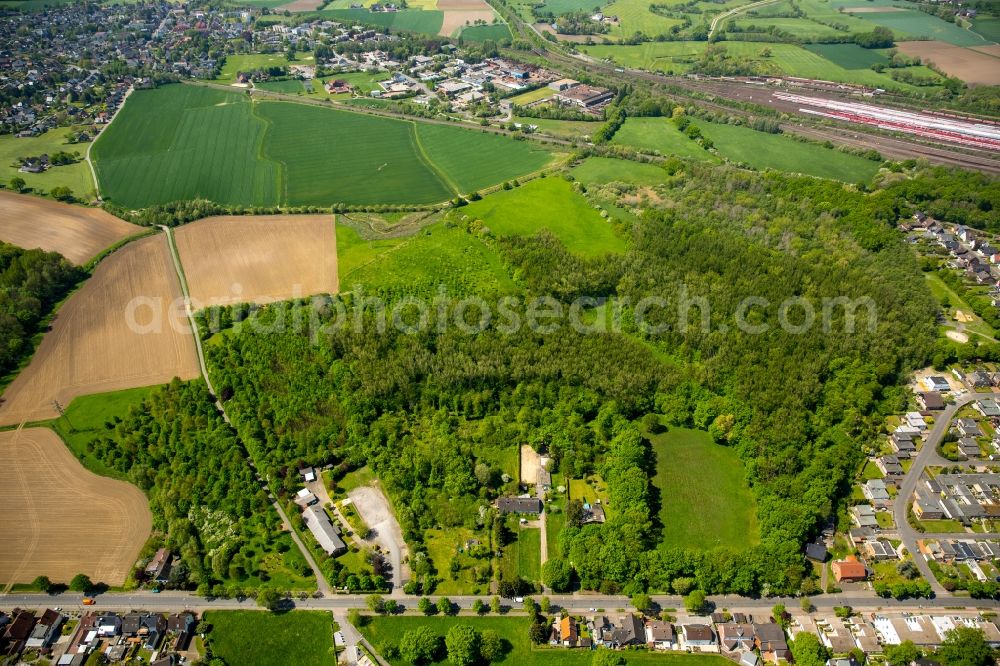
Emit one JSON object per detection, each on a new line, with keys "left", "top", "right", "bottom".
{"left": 86, "top": 86, "right": 134, "bottom": 200}
{"left": 709, "top": 0, "right": 785, "bottom": 37}
{"left": 408, "top": 123, "right": 461, "bottom": 197}
{"left": 249, "top": 99, "right": 287, "bottom": 206}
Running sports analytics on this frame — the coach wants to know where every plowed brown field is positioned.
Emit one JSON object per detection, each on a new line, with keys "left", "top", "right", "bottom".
{"left": 0, "top": 191, "right": 140, "bottom": 265}
{"left": 174, "top": 215, "right": 339, "bottom": 306}
{"left": 0, "top": 427, "right": 151, "bottom": 585}
{"left": 0, "top": 234, "right": 199, "bottom": 425}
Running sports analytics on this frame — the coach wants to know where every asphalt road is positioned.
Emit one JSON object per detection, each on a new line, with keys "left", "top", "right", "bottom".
{"left": 891, "top": 390, "right": 1000, "bottom": 595}
{"left": 4, "top": 590, "right": 1000, "bottom": 614}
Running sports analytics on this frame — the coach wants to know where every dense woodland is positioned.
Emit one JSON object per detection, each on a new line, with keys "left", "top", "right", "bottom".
{"left": 80, "top": 379, "right": 311, "bottom": 592}
{"left": 0, "top": 242, "right": 83, "bottom": 378}
{"left": 194, "top": 161, "right": 971, "bottom": 596}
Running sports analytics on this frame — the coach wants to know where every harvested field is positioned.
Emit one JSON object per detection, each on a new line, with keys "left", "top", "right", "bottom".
{"left": 0, "top": 191, "right": 140, "bottom": 265}
{"left": 0, "top": 234, "right": 199, "bottom": 425}
{"left": 969, "top": 44, "right": 1000, "bottom": 58}
{"left": 0, "top": 427, "right": 151, "bottom": 585}
{"left": 438, "top": 0, "right": 496, "bottom": 35}
{"left": 896, "top": 41, "right": 1000, "bottom": 85}
{"left": 174, "top": 215, "right": 338, "bottom": 306}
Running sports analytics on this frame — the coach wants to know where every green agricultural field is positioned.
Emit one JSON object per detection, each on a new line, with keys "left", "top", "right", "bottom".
{"left": 972, "top": 16, "right": 1000, "bottom": 42}
{"left": 611, "top": 117, "right": 719, "bottom": 161}
{"left": 845, "top": 9, "right": 993, "bottom": 45}
{"left": 605, "top": 0, "right": 685, "bottom": 36}
{"left": 93, "top": 84, "right": 552, "bottom": 208}
{"left": 361, "top": 616, "right": 733, "bottom": 666}
{"left": 0, "top": 126, "right": 95, "bottom": 198}
{"left": 254, "top": 78, "right": 306, "bottom": 93}
{"left": 728, "top": 16, "right": 847, "bottom": 39}
{"left": 92, "top": 85, "right": 280, "bottom": 208}
{"left": 803, "top": 43, "right": 888, "bottom": 68}
{"left": 204, "top": 611, "right": 335, "bottom": 666}
{"left": 571, "top": 157, "right": 670, "bottom": 185}
{"left": 321, "top": 8, "right": 444, "bottom": 34}
{"left": 458, "top": 23, "right": 513, "bottom": 41}
{"left": 257, "top": 101, "right": 451, "bottom": 205}
{"left": 539, "top": 0, "right": 603, "bottom": 15}
{"left": 414, "top": 124, "right": 554, "bottom": 194}
{"left": 339, "top": 221, "right": 518, "bottom": 296}
{"left": 697, "top": 120, "right": 882, "bottom": 182}
{"left": 649, "top": 427, "right": 759, "bottom": 550}
{"left": 459, "top": 177, "right": 626, "bottom": 257}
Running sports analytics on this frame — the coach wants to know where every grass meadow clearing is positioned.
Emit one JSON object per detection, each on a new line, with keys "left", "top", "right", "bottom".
{"left": 459, "top": 177, "right": 627, "bottom": 257}
{"left": 92, "top": 84, "right": 553, "bottom": 208}
{"left": 204, "top": 611, "right": 336, "bottom": 666}
{"left": 843, "top": 8, "right": 994, "bottom": 45}
{"left": 571, "top": 157, "right": 671, "bottom": 186}
{"left": 648, "top": 427, "right": 759, "bottom": 551}
{"left": 611, "top": 117, "right": 718, "bottom": 161}
{"left": 215, "top": 53, "right": 313, "bottom": 84}
{"left": 360, "top": 616, "right": 734, "bottom": 666}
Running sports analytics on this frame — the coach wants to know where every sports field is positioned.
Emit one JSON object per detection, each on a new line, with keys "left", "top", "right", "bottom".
{"left": 0, "top": 126, "right": 95, "bottom": 198}
{"left": 697, "top": 120, "right": 883, "bottom": 182}
{"left": 0, "top": 190, "right": 140, "bottom": 265}
{"left": 204, "top": 611, "right": 335, "bottom": 666}
{"left": 174, "top": 215, "right": 339, "bottom": 306}
{"left": 612, "top": 117, "right": 719, "bottom": 161}
{"left": 0, "top": 234, "right": 200, "bottom": 425}
{"left": 460, "top": 177, "right": 627, "bottom": 257}
{"left": 93, "top": 85, "right": 554, "bottom": 208}
{"left": 648, "top": 426, "right": 759, "bottom": 551}
{"left": 0, "top": 427, "right": 151, "bottom": 586}
{"left": 361, "top": 616, "right": 734, "bottom": 666}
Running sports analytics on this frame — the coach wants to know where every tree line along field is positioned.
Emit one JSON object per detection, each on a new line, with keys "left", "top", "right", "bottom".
{"left": 91, "top": 84, "right": 555, "bottom": 208}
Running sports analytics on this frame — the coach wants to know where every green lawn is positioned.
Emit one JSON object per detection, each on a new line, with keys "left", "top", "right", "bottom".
{"left": 204, "top": 611, "right": 335, "bottom": 666}
{"left": 45, "top": 385, "right": 158, "bottom": 479}
{"left": 917, "top": 518, "right": 967, "bottom": 532}
{"left": 513, "top": 525, "right": 542, "bottom": 583}
{"left": 0, "top": 127, "right": 95, "bottom": 198}
{"left": 612, "top": 118, "right": 719, "bottom": 161}
{"left": 924, "top": 272, "right": 996, "bottom": 338}
{"left": 93, "top": 84, "right": 553, "bottom": 208}
{"left": 545, "top": 507, "right": 566, "bottom": 559}
{"left": 508, "top": 88, "right": 555, "bottom": 106}
{"left": 571, "top": 157, "right": 669, "bottom": 186}
{"left": 425, "top": 527, "right": 492, "bottom": 594}
{"left": 216, "top": 54, "right": 311, "bottom": 83}
{"left": 648, "top": 427, "right": 759, "bottom": 551}
{"left": 361, "top": 616, "right": 733, "bottom": 666}
{"left": 697, "top": 120, "right": 882, "bottom": 182}
{"left": 339, "top": 220, "right": 517, "bottom": 296}
{"left": 460, "top": 177, "right": 627, "bottom": 257}
{"left": 254, "top": 78, "right": 306, "bottom": 94}
{"left": 513, "top": 117, "right": 604, "bottom": 140}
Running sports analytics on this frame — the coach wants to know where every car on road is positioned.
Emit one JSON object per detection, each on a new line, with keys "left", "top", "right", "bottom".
{"left": 82, "top": 598, "right": 95, "bottom": 605}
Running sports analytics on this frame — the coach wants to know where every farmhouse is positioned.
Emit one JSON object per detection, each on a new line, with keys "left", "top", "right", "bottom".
{"left": 303, "top": 505, "right": 347, "bottom": 556}
{"left": 496, "top": 496, "right": 542, "bottom": 514}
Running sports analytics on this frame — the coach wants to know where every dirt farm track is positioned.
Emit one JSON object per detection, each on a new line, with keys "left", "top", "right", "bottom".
{"left": 0, "top": 234, "right": 200, "bottom": 425}
{"left": 174, "top": 214, "right": 339, "bottom": 306}
{"left": 0, "top": 191, "right": 140, "bottom": 265}
{"left": 0, "top": 427, "right": 151, "bottom": 586}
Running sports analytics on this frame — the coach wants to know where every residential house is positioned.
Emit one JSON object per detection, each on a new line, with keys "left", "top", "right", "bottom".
{"left": 806, "top": 542, "right": 828, "bottom": 562}
{"left": 831, "top": 556, "right": 870, "bottom": 583}
{"left": 2, "top": 610, "right": 36, "bottom": 658}
{"left": 741, "top": 652, "right": 762, "bottom": 666}
{"left": 905, "top": 412, "right": 927, "bottom": 429}
{"left": 551, "top": 616, "right": 578, "bottom": 647}
{"left": 645, "top": 620, "right": 675, "bottom": 650}
{"left": 145, "top": 548, "right": 172, "bottom": 584}
{"left": 717, "top": 623, "right": 755, "bottom": 653}
{"left": 818, "top": 617, "right": 858, "bottom": 655}
{"left": 917, "top": 391, "right": 944, "bottom": 411}
{"left": 876, "top": 456, "right": 904, "bottom": 477}
{"left": 680, "top": 624, "right": 717, "bottom": 652}
{"left": 913, "top": 495, "right": 945, "bottom": 520}
{"left": 958, "top": 438, "right": 981, "bottom": 458}
{"left": 969, "top": 371, "right": 993, "bottom": 389}
{"left": 957, "top": 418, "right": 983, "bottom": 437}
{"left": 25, "top": 609, "right": 64, "bottom": 649}
{"left": 975, "top": 399, "right": 1000, "bottom": 418}
{"left": 923, "top": 376, "right": 951, "bottom": 392}
{"left": 862, "top": 539, "right": 898, "bottom": 561}
{"left": 851, "top": 504, "right": 878, "bottom": 529}
{"left": 300, "top": 466, "right": 316, "bottom": 482}
{"left": 592, "top": 614, "right": 644, "bottom": 648}
{"left": 862, "top": 479, "right": 890, "bottom": 508}
{"left": 168, "top": 612, "right": 195, "bottom": 651}
{"left": 890, "top": 432, "right": 917, "bottom": 457}
{"left": 754, "top": 623, "right": 790, "bottom": 663}
{"left": 295, "top": 488, "right": 319, "bottom": 507}
{"left": 496, "top": 496, "right": 542, "bottom": 515}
